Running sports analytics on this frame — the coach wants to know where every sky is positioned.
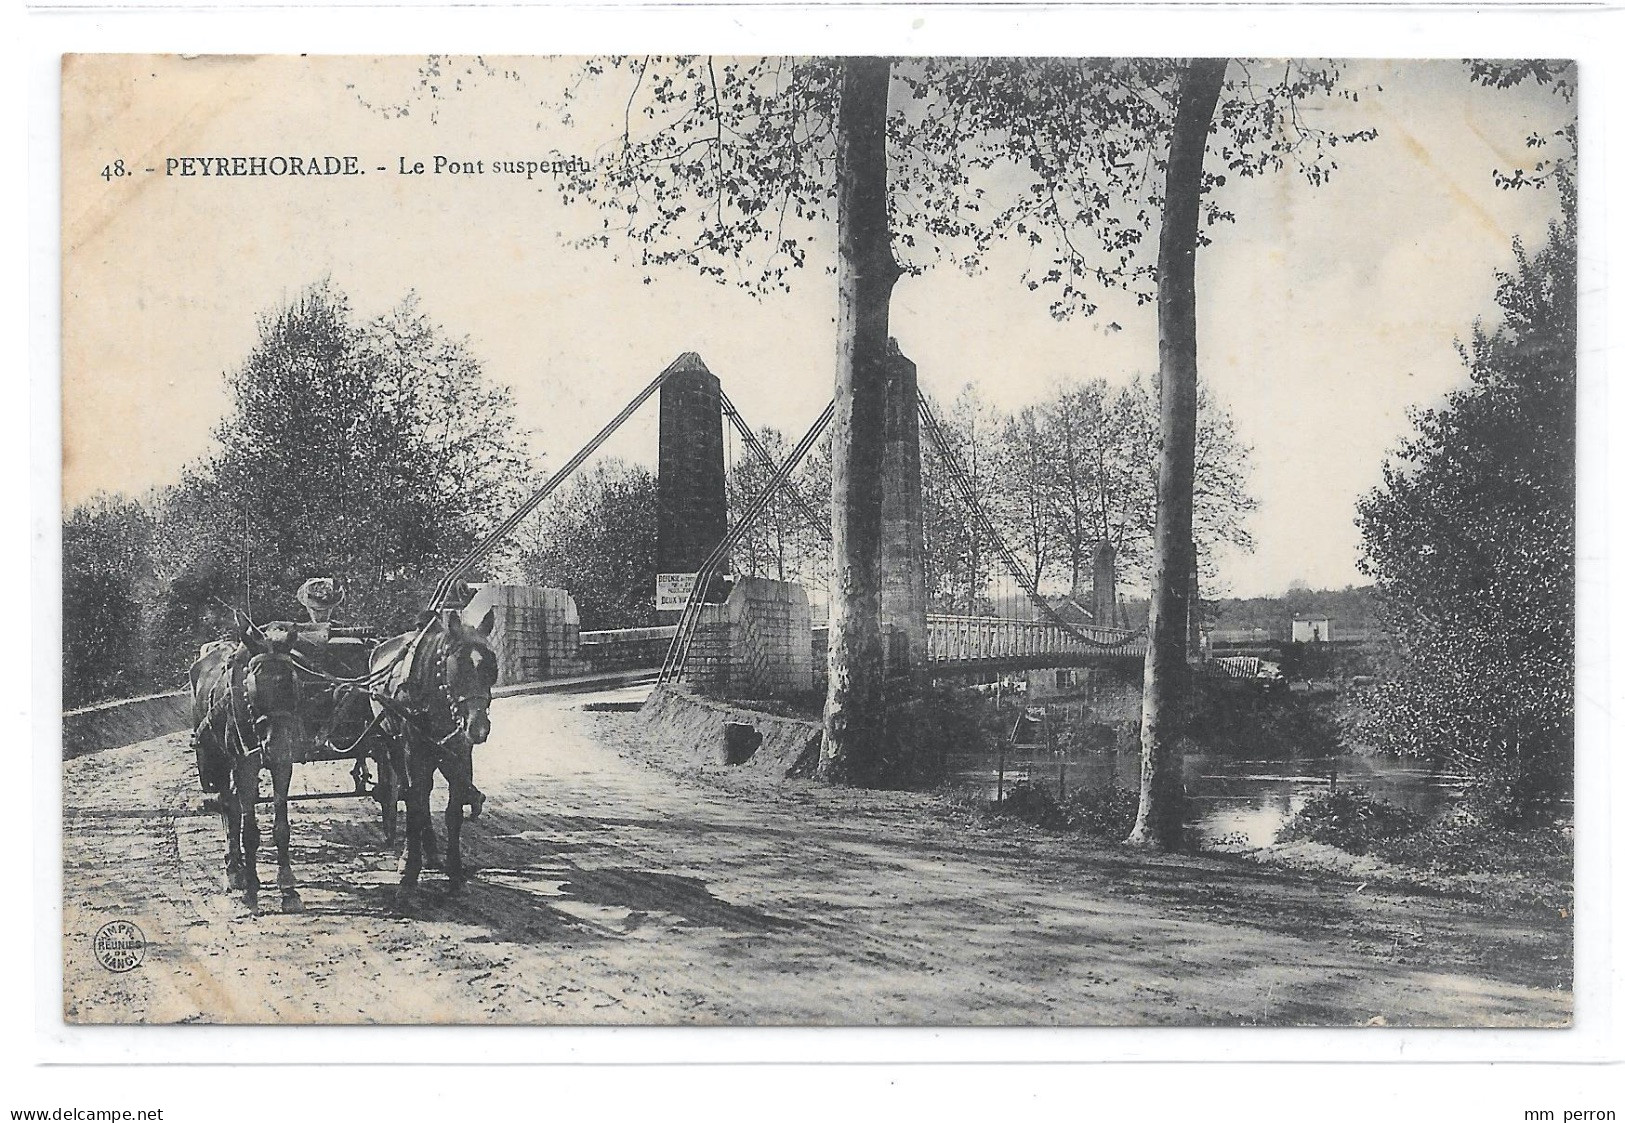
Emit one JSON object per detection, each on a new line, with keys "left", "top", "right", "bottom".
{"left": 60, "top": 55, "right": 1573, "bottom": 599}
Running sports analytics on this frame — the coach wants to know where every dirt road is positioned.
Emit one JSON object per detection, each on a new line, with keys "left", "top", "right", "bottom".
{"left": 61, "top": 687, "right": 1571, "bottom": 1025}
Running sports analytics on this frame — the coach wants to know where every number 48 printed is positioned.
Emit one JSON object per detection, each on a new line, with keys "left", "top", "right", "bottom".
{"left": 100, "top": 159, "right": 129, "bottom": 181}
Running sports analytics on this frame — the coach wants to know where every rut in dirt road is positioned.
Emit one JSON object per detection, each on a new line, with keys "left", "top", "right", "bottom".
{"left": 62, "top": 690, "right": 1572, "bottom": 1026}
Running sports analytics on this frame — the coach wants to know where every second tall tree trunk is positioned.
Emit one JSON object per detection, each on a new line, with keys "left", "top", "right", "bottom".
{"left": 1127, "top": 57, "right": 1227, "bottom": 849}
{"left": 818, "top": 58, "right": 899, "bottom": 785}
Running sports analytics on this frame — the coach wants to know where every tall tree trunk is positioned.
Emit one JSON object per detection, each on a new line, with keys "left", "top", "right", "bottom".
{"left": 1126, "top": 57, "right": 1227, "bottom": 850}
{"left": 818, "top": 58, "right": 898, "bottom": 785}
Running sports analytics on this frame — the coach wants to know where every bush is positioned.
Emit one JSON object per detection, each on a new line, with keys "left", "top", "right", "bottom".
{"left": 1187, "top": 681, "right": 1344, "bottom": 758}
{"left": 991, "top": 781, "right": 1069, "bottom": 830}
{"left": 876, "top": 686, "right": 1004, "bottom": 789}
{"left": 1276, "top": 791, "right": 1573, "bottom": 880}
{"left": 988, "top": 780, "right": 1140, "bottom": 839}
{"left": 1061, "top": 781, "right": 1141, "bottom": 838}
{"left": 1368, "top": 815, "right": 1572, "bottom": 879}
{"left": 1276, "top": 789, "right": 1423, "bottom": 855}
{"left": 1355, "top": 185, "right": 1575, "bottom": 828}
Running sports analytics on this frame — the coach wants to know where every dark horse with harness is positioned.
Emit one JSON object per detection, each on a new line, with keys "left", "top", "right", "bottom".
{"left": 368, "top": 607, "right": 498, "bottom": 894}
{"left": 190, "top": 617, "right": 315, "bottom": 911}
{"left": 190, "top": 602, "right": 499, "bottom": 908}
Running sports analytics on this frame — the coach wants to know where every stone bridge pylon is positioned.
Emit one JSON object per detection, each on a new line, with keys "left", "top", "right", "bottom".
{"left": 656, "top": 353, "right": 729, "bottom": 621}
{"left": 652, "top": 343, "right": 932, "bottom": 684}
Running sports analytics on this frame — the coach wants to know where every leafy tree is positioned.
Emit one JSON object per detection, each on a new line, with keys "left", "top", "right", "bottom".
{"left": 995, "top": 404, "right": 1056, "bottom": 592}
{"left": 726, "top": 424, "right": 829, "bottom": 592}
{"left": 1041, "top": 380, "right": 1128, "bottom": 600}
{"left": 1465, "top": 59, "right": 1576, "bottom": 191}
{"left": 1128, "top": 58, "right": 1229, "bottom": 850}
{"left": 921, "top": 384, "right": 1004, "bottom": 613}
{"left": 1189, "top": 379, "right": 1258, "bottom": 576}
{"left": 62, "top": 493, "right": 156, "bottom": 706}
{"left": 1100, "top": 377, "right": 1252, "bottom": 591}
{"left": 521, "top": 458, "right": 659, "bottom": 630}
{"left": 158, "top": 282, "right": 532, "bottom": 662}
{"left": 1355, "top": 176, "right": 1575, "bottom": 826}
{"left": 929, "top": 373, "right": 1253, "bottom": 610}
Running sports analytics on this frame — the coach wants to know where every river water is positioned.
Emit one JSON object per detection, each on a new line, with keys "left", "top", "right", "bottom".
{"left": 953, "top": 749, "right": 1468, "bottom": 846}
{"left": 608, "top": 680, "right": 1464, "bottom": 847}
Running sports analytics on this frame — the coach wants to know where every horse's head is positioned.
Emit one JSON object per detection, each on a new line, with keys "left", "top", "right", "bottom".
{"left": 240, "top": 618, "right": 313, "bottom": 758}
{"left": 440, "top": 608, "right": 498, "bottom": 746}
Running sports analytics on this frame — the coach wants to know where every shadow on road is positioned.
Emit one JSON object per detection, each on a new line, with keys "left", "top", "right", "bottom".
{"left": 288, "top": 810, "right": 796, "bottom": 947}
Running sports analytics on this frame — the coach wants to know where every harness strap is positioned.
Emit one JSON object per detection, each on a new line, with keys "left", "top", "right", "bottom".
{"left": 229, "top": 647, "right": 258, "bottom": 754}
{"left": 328, "top": 707, "right": 387, "bottom": 756}
{"left": 378, "top": 624, "right": 479, "bottom": 758}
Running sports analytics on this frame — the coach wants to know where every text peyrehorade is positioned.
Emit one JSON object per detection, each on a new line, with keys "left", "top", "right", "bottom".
{"left": 163, "top": 155, "right": 591, "bottom": 180}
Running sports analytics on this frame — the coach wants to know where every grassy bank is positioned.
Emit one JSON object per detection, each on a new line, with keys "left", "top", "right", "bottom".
{"left": 595, "top": 693, "right": 1572, "bottom": 921}
{"left": 968, "top": 777, "right": 1572, "bottom": 913}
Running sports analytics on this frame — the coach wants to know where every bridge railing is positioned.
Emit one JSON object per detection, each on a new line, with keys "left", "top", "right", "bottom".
{"left": 925, "top": 614, "right": 1145, "bottom": 664}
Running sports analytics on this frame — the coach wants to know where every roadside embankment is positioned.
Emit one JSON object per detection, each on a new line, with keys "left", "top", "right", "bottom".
{"left": 631, "top": 684, "right": 822, "bottom": 780}
{"left": 63, "top": 691, "right": 189, "bottom": 759}
{"left": 60, "top": 668, "right": 661, "bottom": 761}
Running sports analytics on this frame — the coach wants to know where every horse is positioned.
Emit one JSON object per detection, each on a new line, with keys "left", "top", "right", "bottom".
{"left": 189, "top": 618, "right": 315, "bottom": 911}
{"left": 368, "top": 607, "right": 498, "bottom": 894}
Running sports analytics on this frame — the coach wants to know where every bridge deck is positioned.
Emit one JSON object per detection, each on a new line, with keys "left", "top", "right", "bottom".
{"left": 924, "top": 614, "right": 1146, "bottom": 668}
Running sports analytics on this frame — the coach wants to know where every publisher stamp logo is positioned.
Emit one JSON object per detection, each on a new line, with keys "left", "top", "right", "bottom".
{"left": 92, "top": 920, "right": 146, "bottom": 973}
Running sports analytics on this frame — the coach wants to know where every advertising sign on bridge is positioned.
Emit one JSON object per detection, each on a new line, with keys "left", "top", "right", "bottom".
{"left": 656, "top": 573, "right": 699, "bottom": 612}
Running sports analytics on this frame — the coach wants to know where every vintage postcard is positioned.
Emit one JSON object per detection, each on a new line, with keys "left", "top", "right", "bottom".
{"left": 60, "top": 54, "right": 1576, "bottom": 1028}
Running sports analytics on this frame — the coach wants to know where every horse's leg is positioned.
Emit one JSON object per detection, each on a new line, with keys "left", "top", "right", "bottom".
{"left": 222, "top": 771, "right": 246, "bottom": 890}
{"left": 443, "top": 789, "right": 466, "bottom": 891}
{"left": 211, "top": 736, "right": 245, "bottom": 890}
{"left": 398, "top": 747, "right": 431, "bottom": 893}
{"left": 418, "top": 752, "right": 442, "bottom": 871}
{"left": 236, "top": 754, "right": 262, "bottom": 910}
{"left": 448, "top": 760, "right": 484, "bottom": 822}
{"left": 422, "top": 808, "right": 441, "bottom": 872}
{"left": 376, "top": 740, "right": 399, "bottom": 848}
{"left": 269, "top": 752, "right": 301, "bottom": 913}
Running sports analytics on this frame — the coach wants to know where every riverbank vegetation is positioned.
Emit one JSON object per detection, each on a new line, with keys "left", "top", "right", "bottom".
{"left": 986, "top": 780, "right": 1140, "bottom": 839}
{"left": 1355, "top": 175, "right": 1575, "bottom": 828}
{"left": 1277, "top": 790, "right": 1572, "bottom": 882}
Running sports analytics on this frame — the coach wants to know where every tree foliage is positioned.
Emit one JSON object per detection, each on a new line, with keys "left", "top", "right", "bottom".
{"left": 1355, "top": 177, "right": 1575, "bottom": 826}
{"left": 919, "top": 374, "right": 1255, "bottom": 612}
{"left": 186, "top": 284, "right": 531, "bottom": 630}
{"left": 62, "top": 494, "right": 156, "bottom": 706}
{"left": 725, "top": 425, "right": 830, "bottom": 596}
{"left": 921, "top": 384, "right": 1003, "bottom": 611}
{"left": 63, "top": 282, "right": 534, "bottom": 699}
{"left": 1466, "top": 59, "right": 1576, "bottom": 191}
{"left": 520, "top": 458, "right": 659, "bottom": 631}
{"left": 185, "top": 286, "right": 529, "bottom": 627}
{"left": 534, "top": 56, "right": 1374, "bottom": 317}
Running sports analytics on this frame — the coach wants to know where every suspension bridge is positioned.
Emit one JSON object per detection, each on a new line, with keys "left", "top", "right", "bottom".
{"left": 435, "top": 347, "right": 1150, "bottom": 694}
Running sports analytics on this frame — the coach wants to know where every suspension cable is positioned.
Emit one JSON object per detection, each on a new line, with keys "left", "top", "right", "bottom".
{"left": 661, "top": 400, "right": 835, "bottom": 683}
{"left": 660, "top": 400, "right": 836, "bottom": 683}
{"left": 917, "top": 393, "right": 1145, "bottom": 649}
{"left": 718, "top": 390, "right": 832, "bottom": 542}
{"left": 429, "top": 356, "right": 687, "bottom": 608}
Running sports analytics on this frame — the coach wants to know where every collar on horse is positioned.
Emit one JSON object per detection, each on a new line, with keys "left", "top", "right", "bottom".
{"left": 386, "top": 615, "right": 491, "bottom": 749}
{"left": 228, "top": 647, "right": 303, "bottom": 757}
